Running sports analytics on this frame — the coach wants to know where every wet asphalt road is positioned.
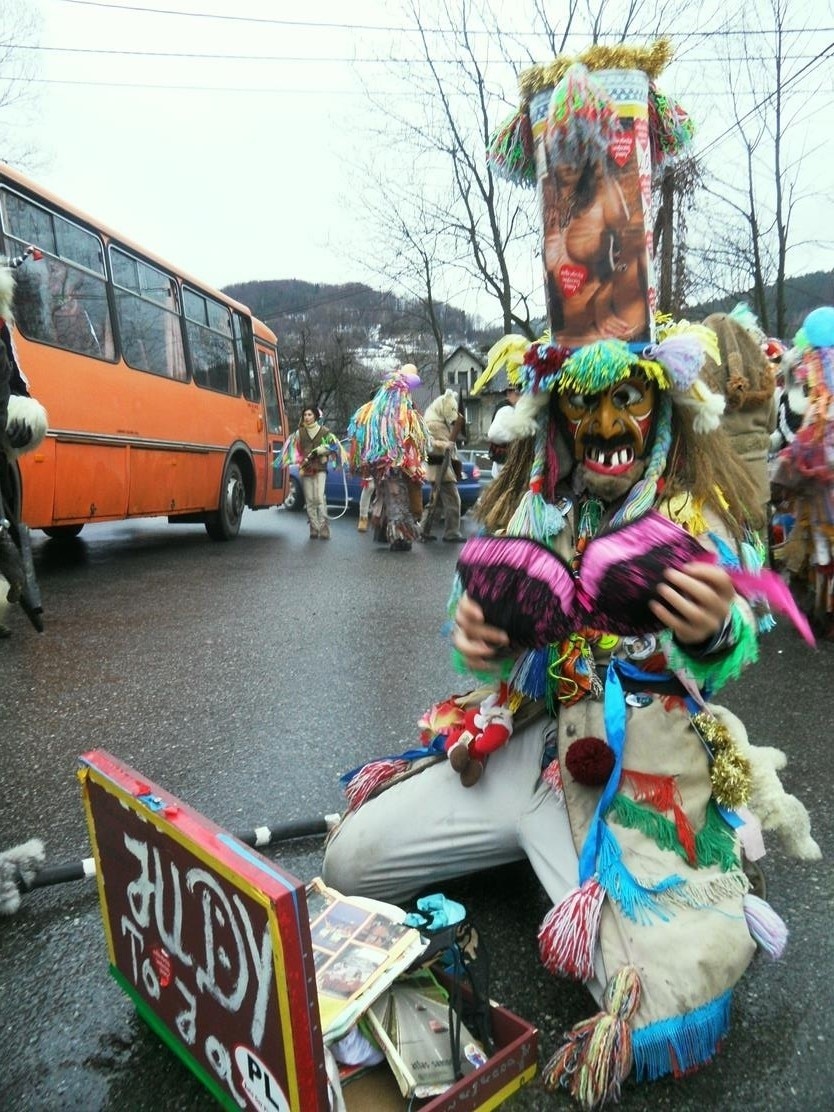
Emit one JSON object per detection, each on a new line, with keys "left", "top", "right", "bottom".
{"left": 0, "top": 504, "right": 832, "bottom": 1111}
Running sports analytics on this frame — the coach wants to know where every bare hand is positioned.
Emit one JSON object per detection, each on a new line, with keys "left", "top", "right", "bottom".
{"left": 648, "top": 562, "right": 735, "bottom": 646}
{"left": 452, "top": 593, "right": 511, "bottom": 671}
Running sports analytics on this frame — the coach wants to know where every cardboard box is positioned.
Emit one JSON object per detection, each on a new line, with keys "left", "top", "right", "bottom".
{"left": 79, "top": 750, "right": 538, "bottom": 1111}
{"left": 343, "top": 994, "right": 538, "bottom": 1111}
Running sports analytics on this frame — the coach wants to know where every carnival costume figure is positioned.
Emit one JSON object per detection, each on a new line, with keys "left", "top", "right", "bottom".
{"left": 0, "top": 253, "right": 48, "bottom": 635}
{"left": 346, "top": 366, "right": 428, "bottom": 552}
{"left": 770, "top": 307, "right": 834, "bottom": 636}
{"left": 420, "top": 388, "right": 466, "bottom": 542}
{"left": 322, "top": 41, "right": 819, "bottom": 1110}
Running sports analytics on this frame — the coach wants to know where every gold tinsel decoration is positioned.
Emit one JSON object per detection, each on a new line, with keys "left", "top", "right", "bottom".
{"left": 517, "top": 38, "right": 674, "bottom": 104}
{"left": 691, "top": 712, "right": 752, "bottom": 810}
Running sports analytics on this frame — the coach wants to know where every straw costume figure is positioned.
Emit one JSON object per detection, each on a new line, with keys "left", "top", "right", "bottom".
{"left": 346, "top": 366, "right": 428, "bottom": 552}
{"left": 323, "top": 41, "right": 818, "bottom": 1110}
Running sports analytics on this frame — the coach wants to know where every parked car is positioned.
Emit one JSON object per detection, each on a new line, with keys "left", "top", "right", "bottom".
{"left": 457, "top": 448, "right": 494, "bottom": 486}
{"left": 282, "top": 441, "right": 483, "bottom": 514}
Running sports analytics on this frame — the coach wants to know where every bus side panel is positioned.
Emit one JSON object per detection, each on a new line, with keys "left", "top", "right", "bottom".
{"left": 128, "top": 448, "right": 214, "bottom": 516}
{"left": 53, "top": 442, "right": 129, "bottom": 522}
{"left": 17, "top": 436, "right": 57, "bottom": 527}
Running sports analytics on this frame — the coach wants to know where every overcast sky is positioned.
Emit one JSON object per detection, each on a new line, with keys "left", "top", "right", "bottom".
{"left": 3, "top": 0, "right": 833, "bottom": 325}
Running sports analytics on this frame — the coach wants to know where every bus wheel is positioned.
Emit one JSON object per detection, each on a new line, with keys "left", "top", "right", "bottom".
{"left": 43, "top": 524, "right": 84, "bottom": 539}
{"left": 206, "top": 459, "right": 245, "bottom": 541}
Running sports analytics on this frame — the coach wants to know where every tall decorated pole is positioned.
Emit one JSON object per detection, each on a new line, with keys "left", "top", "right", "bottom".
{"left": 488, "top": 40, "right": 694, "bottom": 349}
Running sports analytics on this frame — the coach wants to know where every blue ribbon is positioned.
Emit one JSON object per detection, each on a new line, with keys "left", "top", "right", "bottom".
{"left": 577, "top": 657, "right": 702, "bottom": 884}
{"left": 577, "top": 658, "right": 629, "bottom": 883}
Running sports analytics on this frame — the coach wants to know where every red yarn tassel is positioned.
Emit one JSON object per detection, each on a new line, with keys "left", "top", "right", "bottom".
{"left": 622, "top": 769, "right": 696, "bottom": 865}
{"left": 538, "top": 877, "right": 604, "bottom": 981}
{"left": 343, "top": 758, "right": 409, "bottom": 811}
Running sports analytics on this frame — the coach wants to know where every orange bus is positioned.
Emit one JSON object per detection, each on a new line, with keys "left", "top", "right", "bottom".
{"left": 0, "top": 161, "right": 289, "bottom": 541}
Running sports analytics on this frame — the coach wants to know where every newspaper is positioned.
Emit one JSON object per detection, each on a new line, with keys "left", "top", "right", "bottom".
{"left": 363, "top": 968, "right": 488, "bottom": 1099}
{"left": 306, "top": 877, "right": 428, "bottom": 1044}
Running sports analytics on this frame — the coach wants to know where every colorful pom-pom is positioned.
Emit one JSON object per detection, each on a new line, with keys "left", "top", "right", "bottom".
{"left": 743, "top": 893, "right": 788, "bottom": 959}
{"left": 542, "top": 965, "right": 641, "bottom": 1107}
{"left": 342, "top": 758, "right": 410, "bottom": 811}
{"left": 565, "top": 736, "right": 615, "bottom": 786}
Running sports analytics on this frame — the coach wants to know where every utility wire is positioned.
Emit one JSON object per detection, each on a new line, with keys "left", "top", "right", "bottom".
{"left": 56, "top": 0, "right": 834, "bottom": 38}
{"left": 6, "top": 70, "right": 831, "bottom": 98}
{"left": 8, "top": 43, "right": 829, "bottom": 65}
{"left": 696, "top": 38, "right": 834, "bottom": 156}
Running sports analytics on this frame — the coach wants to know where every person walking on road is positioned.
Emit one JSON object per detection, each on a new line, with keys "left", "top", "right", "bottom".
{"left": 421, "top": 389, "right": 465, "bottom": 542}
{"left": 282, "top": 405, "right": 342, "bottom": 539}
{"left": 347, "top": 367, "right": 427, "bottom": 552}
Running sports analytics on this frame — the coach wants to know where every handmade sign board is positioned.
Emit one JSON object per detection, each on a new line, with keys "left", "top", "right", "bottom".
{"left": 78, "top": 749, "right": 330, "bottom": 1112}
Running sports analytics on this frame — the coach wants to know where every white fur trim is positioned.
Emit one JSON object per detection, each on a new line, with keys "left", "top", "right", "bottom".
{"left": 495, "top": 392, "right": 549, "bottom": 440}
{"left": 5, "top": 394, "right": 48, "bottom": 457}
{"left": 0, "top": 267, "right": 14, "bottom": 323}
{"left": 487, "top": 403, "right": 521, "bottom": 443}
{"left": 674, "top": 381, "right": 725, "bottom": 435}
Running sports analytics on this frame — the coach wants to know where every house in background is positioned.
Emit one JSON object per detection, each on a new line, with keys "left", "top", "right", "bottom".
{"left": 442, "top": 345, "right": 508, "bottom": 443}
{"left": 410, "top": 345, "right": 514, "bottom": 444}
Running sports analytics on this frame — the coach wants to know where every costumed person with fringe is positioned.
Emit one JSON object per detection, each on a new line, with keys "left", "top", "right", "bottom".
{"left": 323, "top": 41, "right": 819, "bottom": 1110}
{"left": 347, "top": 365, "right": 428, "bottom": 552}
{"left": 699, "top": 304, "right": 778, "bottom": 541}
{"left": 0, "top": 251, "right": 48, "bottom": 906}
{"left": 280, "top": 405, "right": 343, "bottom": 540}
{"left": 770, "top": 306, "right": 834, "bottom": 638}
{"left": 0, "top": 250, "right": 48, "bottom": 636}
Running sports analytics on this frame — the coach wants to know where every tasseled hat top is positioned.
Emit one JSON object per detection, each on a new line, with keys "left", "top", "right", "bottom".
{"left": 487, "top": 38, "right": 695, "bottom": 189}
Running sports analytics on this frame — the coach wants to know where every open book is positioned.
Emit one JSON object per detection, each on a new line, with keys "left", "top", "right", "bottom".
{"left": 306, "top": 877, "right": 428, "bottom": 1044}
{"left": 363, "top": 968, "right": 488, "bottom": 1099}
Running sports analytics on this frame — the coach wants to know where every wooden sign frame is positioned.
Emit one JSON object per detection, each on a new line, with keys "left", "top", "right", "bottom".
{"left": 79, "top": 749, "right": 330, "bottom": 1111}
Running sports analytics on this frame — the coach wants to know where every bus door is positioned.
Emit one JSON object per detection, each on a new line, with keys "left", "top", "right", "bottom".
{"left": 256, "top": 344, "right": 286, "bottom": 500}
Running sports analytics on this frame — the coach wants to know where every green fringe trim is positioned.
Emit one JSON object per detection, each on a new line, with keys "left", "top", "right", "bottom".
{"left": 662, "top": 604, "right": 759, "bottom": 694}
{"left": 608, "top": 796, "right": 739, "bottom": 872}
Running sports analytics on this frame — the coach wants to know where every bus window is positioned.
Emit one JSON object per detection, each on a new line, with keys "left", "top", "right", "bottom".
{"left": 257, "top": 347, "right": 281, "bottom": 433}
{"left": 183, "top": 287, "right": 235, "bottom": 394}
{"left": 111, "top": 246, "right": 186, "bottom": 380}
{"left": 232, "top": 311, "right": 260, "bottom": 401}
{"left": 0, "top": 187, "right": 115, "bottom": 360}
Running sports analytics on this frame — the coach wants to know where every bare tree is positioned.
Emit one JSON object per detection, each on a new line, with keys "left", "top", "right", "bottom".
{"left": 355, "top": 170, "right": 468, "bottom": 391}
{"left": 0, "top": 1, "right": 42, "bottom": 168}
{"left": 279, "top": 325, "right": 372, "bottom": 433}
{"left": 357, "top": 0, "right": 701, "bottom": 339}
{"left": 688, "top": 1, "right": 833, "bottom": 333}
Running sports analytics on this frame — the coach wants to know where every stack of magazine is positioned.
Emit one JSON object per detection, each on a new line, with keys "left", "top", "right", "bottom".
{"left": 306, "top": 879, "right": 488, "bottom": 1100}
{"left": 305, "top": 877, "right": 429, "bottom": 1044}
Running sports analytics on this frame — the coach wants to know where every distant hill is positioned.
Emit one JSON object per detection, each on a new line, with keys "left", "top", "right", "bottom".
{"left": 224, "top": 269, "right": 834, "bottom": 354}
{"left": 222, "top": 278, "right": 472, "bottom": 344}
{"left": 688, "top": 269, "right": 834, "bottom": 338}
